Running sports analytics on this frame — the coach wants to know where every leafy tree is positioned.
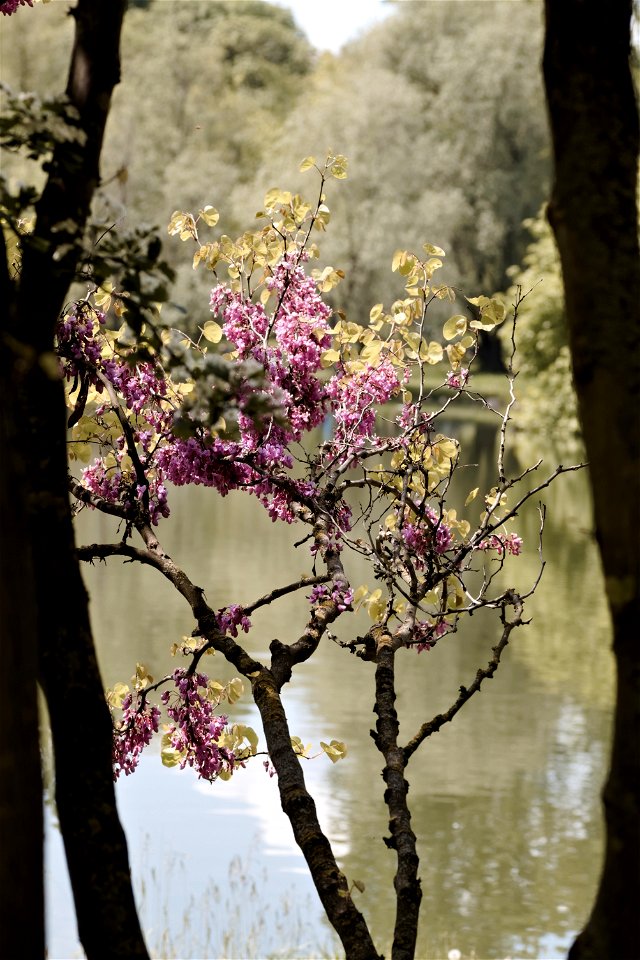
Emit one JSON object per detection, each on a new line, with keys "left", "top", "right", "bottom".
{"left": 57, "top": 154, "right": 579, "bottom": 958}
{"left": 501, "top": 208, "right": 582, "bottom": 459}
{"left": 1, "top": 2, "right": 597, "bottom": 957}
{"left": 543, "top": 0, "right": 640, "bottom": 956}
{"left": 244, "top": 0, "right": 550, "bottom": 368}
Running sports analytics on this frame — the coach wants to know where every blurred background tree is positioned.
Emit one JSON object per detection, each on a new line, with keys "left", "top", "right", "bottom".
{"left": 1, "top": 0, "right": 551, "bottom": 372}
{"left": 501, "top": 208, "right": 582, "bottom": 460}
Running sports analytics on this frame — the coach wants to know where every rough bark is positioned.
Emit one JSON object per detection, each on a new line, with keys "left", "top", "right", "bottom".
{"left": 372, "top": 638, "right": 422, "bottom": 960}
{"left": 543, "top": 2, "right": 640, "bottom": 957}
{"left": 1, "top": 0, "right": 148, "bottom": 955}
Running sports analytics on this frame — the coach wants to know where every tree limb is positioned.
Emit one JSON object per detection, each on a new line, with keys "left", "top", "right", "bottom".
{"left": 403, "top": 594, "right": 524, "bottom": 763}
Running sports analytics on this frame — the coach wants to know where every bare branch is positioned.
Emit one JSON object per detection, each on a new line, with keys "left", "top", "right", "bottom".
{"left": 403, "top": 593, "right": 525, "bottom": 763}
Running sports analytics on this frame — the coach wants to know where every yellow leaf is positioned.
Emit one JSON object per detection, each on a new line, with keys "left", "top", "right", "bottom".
{"left": 353, "top": 585, "right": 369, "bottom": 607}
{"left": 330, "top": 155, "right": 348, "bottom": 179}
{"left": 264, "top": 188, "right": 291, "bottom": 209}
{"left": 465, "top": 487, "right": 479, "bottom": 506}
{"left": 422, "top": 242, "right": 446, "bottom": 257}
{"left": 443, "top": 315, "right": 468, "bottom": 341}
{"left": 299, "top": 155, "right": 317, "bottom": 172}
{"left": 392, "top": 249, "right": 407, "bottom": 273}
{"left": 199, "top": 205, "right": 219, "bottom": 227}
{"left": 202, "top": 320, "right": 223, "bottom": 343}
{"left": 422, "top": 340, "right": 444, "bottom": 364}
{"left": 433, "top": 284, "right": 456, "bottom": 301}
{"left": 106, "top": 681, "right": 130, "bottom": 709}
{"left": 320, "top": 739, "right": 348, "bottom": 763}
{"left": 161, "top": 733, "right": 184, "bottom": 768}
{"left": 226, "top": 677, "right": 244, "bottom": 705}
{"left": 320, "top": 348, "right": 340, "bottom": 368}
{"left": 69, "top": 441, "right": 93, "bottom": 463}
{"left": 369, "top": 303, "right": 384, "bottom": 324}
{"left": 290, "top": 735, "right": 311, "bottom": 757}
{"left": 457, "top": 519, "right": 471, "bottom": 538}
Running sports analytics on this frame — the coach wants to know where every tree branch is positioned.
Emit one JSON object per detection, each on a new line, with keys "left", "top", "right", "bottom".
{"left": 403, "top": 594, "right": 524, "bottom": 763}
{"left": 371, "top": 632, "right": 422, "bottom": 960}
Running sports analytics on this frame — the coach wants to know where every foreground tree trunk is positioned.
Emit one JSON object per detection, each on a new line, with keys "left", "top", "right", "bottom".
{"left": 543, "top": 2, "right": 640, "bottom": 957}
{"left": 1, "top": 1, "right": 148, "bottom": 955}
{"left": 0, "top": 303, "right": 44, "bottom": 959}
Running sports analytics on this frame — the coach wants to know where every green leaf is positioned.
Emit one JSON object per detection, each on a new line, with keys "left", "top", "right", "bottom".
{"left": 299, "top": 155, "right": 317, "bottom": 172}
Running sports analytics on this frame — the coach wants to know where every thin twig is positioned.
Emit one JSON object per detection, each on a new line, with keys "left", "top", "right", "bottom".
{"left": 403, "top": 593, "right": 524, "bottom": 763}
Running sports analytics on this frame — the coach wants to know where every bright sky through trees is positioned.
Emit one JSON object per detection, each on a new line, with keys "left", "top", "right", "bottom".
{"left": 272, "top": 0, "right": 393, "bottom": 52}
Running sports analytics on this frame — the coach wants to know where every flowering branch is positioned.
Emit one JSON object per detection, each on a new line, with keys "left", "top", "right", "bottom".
{"left": 59, "top": 153, "right": 585, "bottom": 958}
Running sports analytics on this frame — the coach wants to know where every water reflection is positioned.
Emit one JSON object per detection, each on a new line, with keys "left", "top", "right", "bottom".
{"left": 47, "top": 426, "right": 612, "bottom": 959}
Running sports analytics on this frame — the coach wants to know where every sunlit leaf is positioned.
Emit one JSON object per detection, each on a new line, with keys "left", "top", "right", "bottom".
{"left": 226, "top": 677, "right": 244, "bottom": 705}
{"left": 443, "top": 315, "right": 468, "bottom": 341}
{"left": 106, "top": 681, "right": 130, "bottom": 709}
{"left": 199, "top": 205, "right": 219, "bottom": 227}
{"left": 320, "top": 739, "right": 348, "bottom": 763}
{"left": 202, "top": 320, "right": 223, "bottom": 343}
{"left": 161, "top": 733, "right": 184, "bottom": 768}
{"left": 320, "top": 348, "right": 340, "bottom": 368}
{"left": 465, "top": 487, "right": 479, "bottom": 505}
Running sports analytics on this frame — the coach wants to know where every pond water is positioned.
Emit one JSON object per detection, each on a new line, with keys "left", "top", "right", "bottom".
{"left": 46, "top": 425, "right": 613, "bottom": 960}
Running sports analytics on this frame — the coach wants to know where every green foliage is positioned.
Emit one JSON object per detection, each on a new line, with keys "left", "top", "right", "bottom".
{"left": 242, "top": 1, "right": 550, "bottom": 345}
{"left": 501, "top": 208, "right": 583, "bottom": 458}
{"left": 0, "top": 0, "right": 550, "bottom": 351}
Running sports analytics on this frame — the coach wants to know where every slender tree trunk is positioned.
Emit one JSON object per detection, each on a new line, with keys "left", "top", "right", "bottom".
{"left": 543, "top": 3, "right": 640, "bottom": 957}
{"left": 1, "top": 0, "right": 149, "bottom": 954}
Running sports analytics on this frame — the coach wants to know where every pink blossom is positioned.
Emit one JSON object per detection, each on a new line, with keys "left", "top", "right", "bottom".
{"left": 161, "top": 670, "right": 235, "bottom": 782}
{"left": 217, "top": 604, "right": 251, "bottom": 637}
{"left": 477, "top": 533, "right": 523, "bottom": 556}
{"left": 1, "top": 0, "right": 33, "bottom": 15}
{"left": 446, "top": 368, "right": 469, "bottom": 390}
{"left": 112, "top": 695, "right": 160, "bottom": 780}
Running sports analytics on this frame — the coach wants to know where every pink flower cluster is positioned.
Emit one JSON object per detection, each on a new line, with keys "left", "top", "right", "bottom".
{"left": 414, "top": 618, "right": 448, "bottom": 653}
{"left": 478, "top": 533, "right": 523, "bottom": 556}
{"left": 401, "top": 508, "right": 453, "bottom": 563}
{"left": 217, "top": 604, "right": 252, "bottom": 637}
{"left": 59, "top": 307, "right": 173, "bottom": 524}
{"left": 161, "top": 669, "right": 235, "bottom": 781}
{"left": 327, "top": 357, "right": 401, "bottom": 454}
{"left": 446, "top": 368, "right": 469, "bottom": 390}
{"left": 308, "top": 583, "right": 354, "bottom": 611}
{"left": 210, "top": 257, "right": 332, "bottom": 443}
{"left": 153, "top": 260, "right": 335, "bottom": 522}
{"left": 1, "top": 0, "right": 33, "bottom": 15}
{"left": 112, "top": 694, "right": 160, "bottom": 780}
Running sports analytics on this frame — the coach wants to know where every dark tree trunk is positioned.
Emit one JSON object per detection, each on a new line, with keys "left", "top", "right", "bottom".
{"left": 1, "top": 1, "right": 149, "bottom": 955}
{"left": 0, "top": 276, "right": 44, "bottom": 957}
{"left": 543, "top": 2, "right": 640, "bottom": 958}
